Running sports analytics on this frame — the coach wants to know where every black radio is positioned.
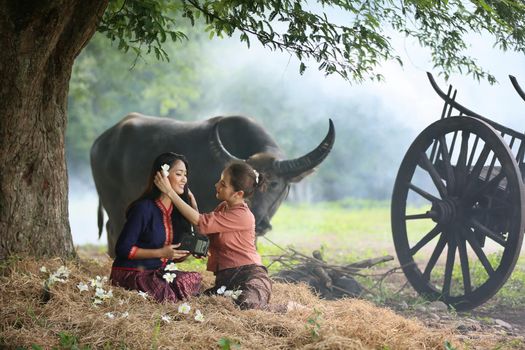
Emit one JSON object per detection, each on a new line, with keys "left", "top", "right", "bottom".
{"left": 179, "top": 231, "right": 209, "bottom": 257}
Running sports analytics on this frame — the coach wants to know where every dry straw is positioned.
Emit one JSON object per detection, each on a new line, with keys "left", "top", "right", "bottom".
{"left": 0, "top": 255, "right": 460, "bottom": 349}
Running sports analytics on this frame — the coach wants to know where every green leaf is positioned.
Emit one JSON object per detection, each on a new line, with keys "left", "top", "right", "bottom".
{"left": 299, "top": 62, "right": 307, "bottom": 74}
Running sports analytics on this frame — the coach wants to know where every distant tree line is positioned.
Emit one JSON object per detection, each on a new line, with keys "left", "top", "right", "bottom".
{"left": 67, "top": 30, "right": 411, "bottom": 201}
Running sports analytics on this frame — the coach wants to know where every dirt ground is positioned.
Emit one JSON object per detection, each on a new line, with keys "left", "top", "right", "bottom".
{"left": 391, "top": 300, "right": 525, "bottom": 349}
{"left": 375, "top": 270, "right": 525, "bottom": 349}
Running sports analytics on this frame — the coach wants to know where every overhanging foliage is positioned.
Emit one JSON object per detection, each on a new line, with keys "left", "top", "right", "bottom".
{"left": 99, "top": 0, "right": 525, "bottom": 83}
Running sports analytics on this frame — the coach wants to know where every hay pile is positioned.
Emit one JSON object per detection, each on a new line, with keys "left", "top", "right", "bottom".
{"left": 1, "top": 256, "right": 456, "bottom": 349}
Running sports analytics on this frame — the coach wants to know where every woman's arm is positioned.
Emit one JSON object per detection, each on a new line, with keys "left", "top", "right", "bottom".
{"left": 154, "top": 172, "right": 200, "bottom": 225}
{"left": 132, "top": 243, "right": 189, "bottom": 260}
{"left": 188, "top": 188, "right": 199, "bottom": 211}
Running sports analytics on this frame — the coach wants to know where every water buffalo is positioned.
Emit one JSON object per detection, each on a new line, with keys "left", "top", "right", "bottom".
{"left": 90, "top": 113, "right": 335, "bottom": 255}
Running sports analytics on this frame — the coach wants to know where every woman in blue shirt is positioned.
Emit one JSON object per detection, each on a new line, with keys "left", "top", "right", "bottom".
{"left": 110, "top": 152, "right": 201, "bottom": 302}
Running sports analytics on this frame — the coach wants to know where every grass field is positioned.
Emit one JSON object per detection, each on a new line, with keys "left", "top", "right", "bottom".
{"left": 260, "top": 199, "right": 525, "bottom": 308}
{"left": 262, "top": 199, "right": 394, "bottom": 262}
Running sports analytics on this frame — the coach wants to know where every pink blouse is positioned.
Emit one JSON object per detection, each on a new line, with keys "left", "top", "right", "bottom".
{"left": 197, "top": 201, "right": 262, "bottom": 272}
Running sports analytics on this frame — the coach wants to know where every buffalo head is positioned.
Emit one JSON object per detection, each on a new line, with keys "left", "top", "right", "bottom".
{"left": 208, "top": 119, "right": 335, "bottom": 235}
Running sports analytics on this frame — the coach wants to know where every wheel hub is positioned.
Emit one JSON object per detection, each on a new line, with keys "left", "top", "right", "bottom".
{"left": 430, "top": 197, "right": 462, "bottom": 224}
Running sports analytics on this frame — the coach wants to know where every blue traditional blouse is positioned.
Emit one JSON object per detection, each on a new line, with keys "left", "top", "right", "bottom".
{"left": 112, "top": 198, "right": 181, "bottom": 271}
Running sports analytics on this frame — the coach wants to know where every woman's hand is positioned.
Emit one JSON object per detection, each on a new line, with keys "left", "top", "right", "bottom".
{"left": 154, "top": 172, "right": 201, "bottom": 226}
{"left": 154, "top": 171, "right": 174, "bottom": 196}
{"left": 158, "top": 243, "right": 190, "bottom": 260}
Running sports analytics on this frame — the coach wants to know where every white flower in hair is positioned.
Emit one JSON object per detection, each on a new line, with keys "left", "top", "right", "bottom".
{"left": 161, "top": 163, "right": 170, "bottom": 177}
{"left": 217, "top": 285, "right": 226, "bottom": 295}
{"left": 253, "top": 169, "right": 259, "bottom": 184}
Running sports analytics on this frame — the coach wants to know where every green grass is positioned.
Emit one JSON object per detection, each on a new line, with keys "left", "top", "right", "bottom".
{"left": 262, "top": 199, "right": 525, "bottom": 308}
{"left": 262, "top": 199, "right": 395, "bottom": 263}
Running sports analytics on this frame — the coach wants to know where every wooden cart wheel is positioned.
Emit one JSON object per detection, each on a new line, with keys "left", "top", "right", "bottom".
{"left": 392, "top": 116, "right": 525, "bottom": 310}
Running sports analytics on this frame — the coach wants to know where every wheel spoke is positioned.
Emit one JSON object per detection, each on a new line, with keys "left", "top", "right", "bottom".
{"left": 443, "top": 235, "right": 456, "bottom": 297}
{"left": 466, "top": 135, "right": 480, "bottom": 170}
{"left": 408, "top": 183, "right": 440, "bottom": 203}
{"left": 418, "top": 152, "right": 447, "bottom": 198}
{"left": 455, "top": 131, "right": 470, "bottom": 191}
{"left": 439, "top": 136, "right": 456, "bottom": 192}
{"left": 463, "top": 227, "right": 495, "bottom": 277}
{"left": 470, "top": 219, "right": 506, "bottom": 247}
{"left": 456, "top": 234, "right": 472, "bottom": 294}
{"left": 405, "top": 212, "right": 436, "bottom": 220}
{"left": 423, "top": 233, "right": 447, "bottom": 279}
{"left": 484, "top": 154, "right": 498, "bottom": 183}
{"left": 410, "top": 225, "right": 442, "bottom": 255}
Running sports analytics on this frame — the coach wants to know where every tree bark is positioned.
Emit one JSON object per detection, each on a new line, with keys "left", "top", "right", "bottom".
{"left": 0, "top": 1, "right": 108, "bottom": 259}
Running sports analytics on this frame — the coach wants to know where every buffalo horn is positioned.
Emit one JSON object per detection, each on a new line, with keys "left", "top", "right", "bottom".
{"left": 273, "top": 119, "right": 335, "bottom": 177}
{"left": 209, "top": 121, "right": 244, "bottom": 164}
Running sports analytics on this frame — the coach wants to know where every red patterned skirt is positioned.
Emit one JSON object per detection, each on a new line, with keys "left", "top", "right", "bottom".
{"left": 110, "top": 268, "right": 201, "bottom": 303}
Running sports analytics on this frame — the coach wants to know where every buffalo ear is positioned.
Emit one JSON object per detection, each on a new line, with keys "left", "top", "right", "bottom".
{"left": 286, "top": 168, "right": 316, "bottom": 183}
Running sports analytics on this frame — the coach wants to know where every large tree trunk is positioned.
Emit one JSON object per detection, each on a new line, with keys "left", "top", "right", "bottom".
{"left": 0, "top": 1, "right": 108, "bottom": 259}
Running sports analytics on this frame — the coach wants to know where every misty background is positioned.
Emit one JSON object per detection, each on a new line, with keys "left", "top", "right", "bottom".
{"left": 67, "top": 19, "right": 525, "bottom": 246}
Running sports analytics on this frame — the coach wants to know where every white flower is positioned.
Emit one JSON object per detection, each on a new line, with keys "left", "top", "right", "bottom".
{"left": 90, "top": 276, "right": 106, "bottom": 289}
{"left": 161, "top": 314, "right": 172, "bottom": 323}
{"left": 217, "top": 285, "right": 226, "bottom": 295}
{"left": 178, "top": 302, "right": 191, "bottom": 314}
{"left": 232, "top": 290, "right": 242, "bottom": 300}
{"left": 44, "top": 266, "right": 71, "bottom": 286}
{"left": 95, "top": 287, "right": 106, "bottom": 298}
{"left": 48, "top": 273, "right": 66, "bottom": 284}
{"left": 76, "top": 282, "right": 89, "bottom": 292}
{"left": 55, "top": 266, "right": 70, "bottom": 278}
{"left": 93, "top": 298, "right": 103, "bottom": 305}
{"left": 194, "top": 309, "right": 204, "bottom": 322}
{"left": 105, "top": 312, "right": 115, "bottom": 319}
{"left": 163, "top": 272, "right": 177, "bottom": 283}
{"left": 121, "top": 311, "right": 129, "bottom": 318}
{"left": 47, "top": 274, "right": 60, "bottom": 284}
{"left": 138, "top": 291, "right": 149, "bottom": 299}
{"left": 161, "top": 164, "right": 170, "bottom": 177}
{"left": 165, "top": 262, "right": 178, "bottom": 271}
{"left": 94, "top": 287, "right": 113, "bottom": 301}
{"left": 221, "top": 289, "right": 242, "bottom": 300}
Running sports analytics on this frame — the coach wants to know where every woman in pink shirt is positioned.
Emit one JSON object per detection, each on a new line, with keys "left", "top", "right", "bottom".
{"left": 154, "top": 162, "right": 281, "bottom": 311}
